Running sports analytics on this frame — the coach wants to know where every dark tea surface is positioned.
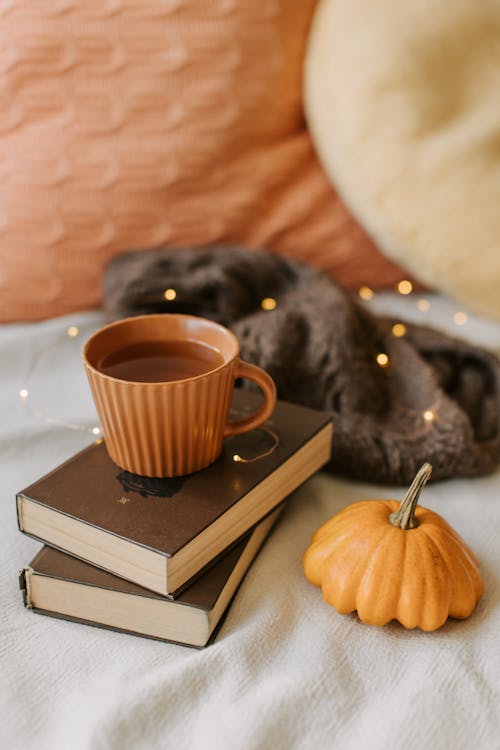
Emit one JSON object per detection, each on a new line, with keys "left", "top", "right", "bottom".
{"left": 98, "top": 340, "right": 224, "bottom": 382}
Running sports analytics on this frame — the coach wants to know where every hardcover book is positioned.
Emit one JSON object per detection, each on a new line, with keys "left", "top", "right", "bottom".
{"left": 17, "top": 391, "right": 332, "bottom": 594}
{"left": 19, "top": 509, "right": 281, "bottom": 649}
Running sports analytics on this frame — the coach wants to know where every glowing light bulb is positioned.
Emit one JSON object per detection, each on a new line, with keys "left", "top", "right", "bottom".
{"left": 358, "top": 286, "right": 374, "bottom": 301}
{"left": 397, "top": 280, "right": 413, "bottom": 295}
{"left": 232, "top": 454, "right": 242, "bottom": 462}
{"left": 92, "top": 426, "right": 101, "bottom": 435}
{"left": 416, "top": 299, "right": 431, "bottom": 312}
{"left": 67, "top": 326, "right": 79, "bottom": 337}
{"left": 376, "top": 353, "right": 389, "bottom": 367}
{"left": 164, "top": 288, "right": 177, "bottom": 301}
{"left": 423, "top": 410, "right": 435, "bottom": 423}
{"left": 392, "top": 323, "right": 407, "bottom": 338}
{"left": 261, "top": 297, "right": 277, "bottom": 311}
{"left": 19, "top": 388, "right": 29, "bottom": 400}
{"left": 453, "top": 311, "right": 468, "bottom": 326}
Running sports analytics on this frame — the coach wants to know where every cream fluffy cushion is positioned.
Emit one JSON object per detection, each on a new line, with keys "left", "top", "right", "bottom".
{"left": 305, "top": 0, "right": 500, "bottom": 318}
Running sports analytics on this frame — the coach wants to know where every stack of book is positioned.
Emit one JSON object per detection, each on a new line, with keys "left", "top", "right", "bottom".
{"left": 17, "top": 392, "right": 332, "bottom": 648}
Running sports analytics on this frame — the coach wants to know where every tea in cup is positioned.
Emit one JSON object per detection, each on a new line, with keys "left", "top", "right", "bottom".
{"left": 83, "top": 314, "right": 276, "bottom": 477}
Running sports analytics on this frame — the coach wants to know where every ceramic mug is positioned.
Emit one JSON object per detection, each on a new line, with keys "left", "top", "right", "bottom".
{"left": 82, "top": 314, "right": 277, "bottom": 477}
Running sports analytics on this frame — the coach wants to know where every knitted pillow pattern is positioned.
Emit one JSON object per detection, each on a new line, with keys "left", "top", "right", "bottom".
{"left": 0, "top": 0, "right": 405, "bottom": 322}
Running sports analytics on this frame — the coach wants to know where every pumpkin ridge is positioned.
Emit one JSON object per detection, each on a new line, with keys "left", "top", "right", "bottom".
{"left": 412, "top": 531, "right": 428, "bottom": 629}
{"left": 447, "top": 555, "right": 479, "bottom": 618}
{"left": 356, "top": 526, "right": 406, "bottom": 626}
{"left": 395, "top": 527, "right": 428, "bottom": 629}
{"left": 311, "top": 500, "right": 390, "bottom": 542}
{"left": 433, "top": 526, "right": 482, "bottom": 582}
{"left": 436, "top": 525, "right": 481, "bottom": 569}
{"left": 304, "top": 506, "right": 391, "bottom": 586}
{"left": 321, "top": 524, "right": 389, "bottom": 613}
{"left": 450, "top": 560, "right": 478, "bottom": 619}
{"left": 422, "top": 526, "right": 482, "bottom": 617}
{"left": 412, "top": 506, "right": 441, "bottom": 526}
{"left": 311, "top": 502, "right": 374, "bottom": 542}
{"left": 312, "top": 507, "right": 388, "bottom": 546}
{"left": 414, "top": 531, "right": 452, "bottom": 631}
{"left": 419, "top": 506, "right": 479, "bottom": 567}
{"left": 304, "top": 527, "right": 368, "bottom": 586}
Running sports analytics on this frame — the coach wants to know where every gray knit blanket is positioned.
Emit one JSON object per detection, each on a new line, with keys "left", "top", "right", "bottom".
{"left": 104, "top": 247, "right": 500, "bottom": 484}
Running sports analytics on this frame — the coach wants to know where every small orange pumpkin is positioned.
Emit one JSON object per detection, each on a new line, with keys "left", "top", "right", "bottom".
{"left": 303, "top": 464, "right": 483, "bottom": 631}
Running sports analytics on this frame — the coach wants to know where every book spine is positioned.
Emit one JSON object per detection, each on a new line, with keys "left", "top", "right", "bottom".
{"left": 16, "top": 495, "right": 25, "bottom": 532}
{"left": 19, "top": 567, "right": 33, "bottom": 608}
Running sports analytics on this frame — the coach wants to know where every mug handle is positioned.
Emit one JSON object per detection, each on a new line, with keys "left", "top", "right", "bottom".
{"left": 223, "top": 360, "right": 277, "bottom": 438}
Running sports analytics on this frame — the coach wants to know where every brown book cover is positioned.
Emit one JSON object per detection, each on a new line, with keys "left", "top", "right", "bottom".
{"left": 19, "top": 509, "right": 281, "bottom": 649}
{"left": 17, "top": 391, "right": 332, "bottom": 594}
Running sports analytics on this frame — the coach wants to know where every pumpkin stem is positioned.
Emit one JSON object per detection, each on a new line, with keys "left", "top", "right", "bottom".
{"left": 389, "top": 463, "right": 432, "bottom": 530}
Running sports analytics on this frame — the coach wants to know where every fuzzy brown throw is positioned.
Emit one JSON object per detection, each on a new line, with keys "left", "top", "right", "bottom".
{"left": 104, "top": 247, "right": 500, "bottom": 485}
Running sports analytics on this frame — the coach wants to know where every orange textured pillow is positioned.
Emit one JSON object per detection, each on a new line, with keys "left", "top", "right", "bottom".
{"left": 0, "top": 1, "right": 404, "bottom": 322}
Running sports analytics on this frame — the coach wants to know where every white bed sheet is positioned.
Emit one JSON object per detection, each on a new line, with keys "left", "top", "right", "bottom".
{"left": 1, "top": 295, "right": 499, "bottom": 750}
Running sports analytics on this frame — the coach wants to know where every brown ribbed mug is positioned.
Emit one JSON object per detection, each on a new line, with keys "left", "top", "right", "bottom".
{"left": 82, "top": 314, "right": 276, "bottom": 477}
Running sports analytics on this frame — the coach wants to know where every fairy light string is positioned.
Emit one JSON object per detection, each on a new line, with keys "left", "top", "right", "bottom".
{"left": 18, "top": 325, "right": 102, "bottom": 436}
{"left": 17, "top": 320, "right": 279, "bottom": 464}
{"left": 17, "top": 281, "right": 470, "bottom": 452}
{"left": 359, "top": 279, "right": 471, "bottom": 428}
{"left": 231, "top": 427, "right": 280, "bottom": 463}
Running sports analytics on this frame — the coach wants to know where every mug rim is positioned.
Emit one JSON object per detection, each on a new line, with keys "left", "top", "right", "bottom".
{"left": 82, "top": 313, "right": 240, "bottom": 386}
